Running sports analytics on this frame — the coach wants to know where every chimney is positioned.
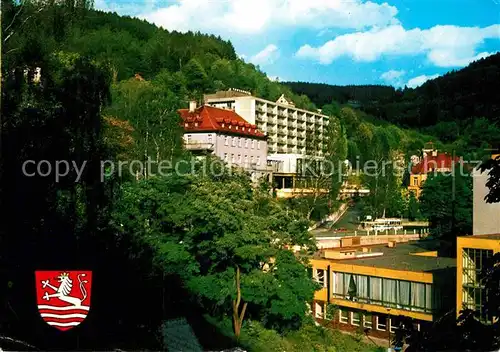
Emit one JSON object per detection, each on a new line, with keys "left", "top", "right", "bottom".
{"left": 189, "top": 101, "right": 197, "bottom": 112}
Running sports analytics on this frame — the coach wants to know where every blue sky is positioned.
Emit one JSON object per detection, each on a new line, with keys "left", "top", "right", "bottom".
{"left": 95, "top": 0, "right": 500, "bottom": 88}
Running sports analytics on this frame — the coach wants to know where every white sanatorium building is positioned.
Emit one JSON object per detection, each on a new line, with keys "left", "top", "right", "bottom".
{"left": 204, "top": 89, "right": 329, "bottom": 192}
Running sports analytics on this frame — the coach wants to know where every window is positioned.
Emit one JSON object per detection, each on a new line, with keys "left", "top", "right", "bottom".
{"left": 231, "top": 154, "right": 235, "bottom": 163}
{"left": 251, "top": 156, "right": 254, "bottom": 164}
{"left": 315, "top": 302, "right": 324, "bottom": 319}
{"left": 244, "top": 155, "right": 248, "bottom": 164}
{"left": 224, "top": 153, "right": 228, "bottom": 162}
{"left": 376, "top": 315, "right": 387, "bottom": 331}
{"left": 410, "top": 282, "right": 426, "bottom": 311}
{"left": 238, "top": 138, "right": 242, "bottom": 147}
{"left": 187, "top": 135, "right": 192, "bottom": 142}
{"left": 351, "top": 311, "right": 361, "bottom": 326}
{"left": 238, "top": 154, "right": 242, "bottom": 163}
{"left": 208, "top": 134, "right": 212, "bottom": 144}
{"left": 363, "top": 314, "right": 373, "bottom": 328}
{"left": 413, "top": 177, "right": 418, "bottom": 186}
{"left": 315, "top": 269, "right": 326, "bottom": 287}
{"left": 398, "top": 280, "right": 411, "bottom": 308}
{"left": 339, "top": 310, "right": 349, "bottom": 324}
{"left": 256, "top": 156, "right": 261, "bottom": 166}
{"left": 245, "top": 139, "right": 249, "bottom": 148}
{"left": 252, "top": 140, "right": 255, "bottom": 149}
{"left": 225, "top": 136, "right": 229, "bottom": 146}
{"left": 383, "top": 278, "right": 397, "bottom": 306}
{"left": 232, "top": 138, "right": 236, "bottom": 147}
{"left": 390, "top": 317, "right": 402, "bottom": 333}
{"left": 257, "top": 141, "right": 261, "bottom": 150}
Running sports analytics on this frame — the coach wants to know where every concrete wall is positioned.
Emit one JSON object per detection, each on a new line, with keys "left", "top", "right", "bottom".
{"left": 473, "top": 168, "right": 500, "bottom": 235}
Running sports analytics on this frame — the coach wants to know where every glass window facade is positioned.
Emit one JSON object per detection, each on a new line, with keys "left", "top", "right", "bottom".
{"left": 332, "top": 272, "right": 435, "bottom": 313}
{"left": 462, "top": 248, "right": 493, "bottom": 323}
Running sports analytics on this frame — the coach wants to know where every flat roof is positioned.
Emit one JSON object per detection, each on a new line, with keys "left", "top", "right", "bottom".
{"left": 315, "top": 241, "right": 456, "bottom": 273}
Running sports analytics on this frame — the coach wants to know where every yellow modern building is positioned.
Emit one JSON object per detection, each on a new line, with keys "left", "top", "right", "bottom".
{"left": 310, "top": 240, "right": 456, "bottom": 339}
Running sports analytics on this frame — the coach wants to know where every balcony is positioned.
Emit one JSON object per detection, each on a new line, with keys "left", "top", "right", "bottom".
{"left": 184, "top": 142, "right": 215, "bottom": 152}
{"left": 268, "top": 118, "right": 278, "bottom": 125}
{"left": 278, "top": 138, "right": 287, "bottom": 144}
{"left": 277, "top": 119, "right": 287, "bottom": 127}
{"left": 278, "top": 147, "right": 286, "bottom": 153}
{"left": 297, "top": 124, "right": 306, "bottom": 130}
{"left": 277, "top": 129, "right": 287, "bottom": 136}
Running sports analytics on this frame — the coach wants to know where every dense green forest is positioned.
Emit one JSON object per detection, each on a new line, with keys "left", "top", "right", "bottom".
{"left": 286, "top": 54, "right": 500, "bottom": 151}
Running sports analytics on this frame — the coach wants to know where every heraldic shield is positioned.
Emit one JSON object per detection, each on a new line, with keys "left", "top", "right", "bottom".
{"left": 35, "top": 271, "right": 92, "bottom": 331}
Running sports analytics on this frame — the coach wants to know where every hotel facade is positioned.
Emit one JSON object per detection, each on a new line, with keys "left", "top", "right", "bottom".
{"left": 205, "top": 89, "right": 329, "bottom": 175}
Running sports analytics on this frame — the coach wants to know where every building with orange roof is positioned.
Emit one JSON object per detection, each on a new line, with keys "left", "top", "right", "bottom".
{"left": 178, "top": 102, "right": 269, "bottom": 179}
{"left": 408, "top": 146, "right": 461, "bottom": 197}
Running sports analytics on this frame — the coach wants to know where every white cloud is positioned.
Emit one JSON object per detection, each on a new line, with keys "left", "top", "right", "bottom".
{"left": 138, "top": 0, "right": 399, "bottom": 35}
{"left": 296, "top": 24, "right": 500, "bottom": 67}
{"left": 406, "top": 74, "right": 440, "bottom": 88}
{"left": 251, "top": 44, "right": 280, "bottom": 66}
{"left": 380, "top": 69, "right": 406, "bottom": 86}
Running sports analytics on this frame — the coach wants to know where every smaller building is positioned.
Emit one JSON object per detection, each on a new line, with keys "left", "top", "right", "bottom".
{"left": 178, "top": 102, "right": 268, "bottom": 179}
{"left": 408, "top": 148, "right": 460, "bottom": 198}
{"left": 310, "top": 240, "right": 456, "bottom": 339}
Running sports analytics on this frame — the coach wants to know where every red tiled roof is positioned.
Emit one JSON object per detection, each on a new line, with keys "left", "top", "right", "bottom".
{"left": 411, "top": 152, "right": 461, "bottom": 174}
{"left": 178, "top": 105, "right": 266, "bottom": 138}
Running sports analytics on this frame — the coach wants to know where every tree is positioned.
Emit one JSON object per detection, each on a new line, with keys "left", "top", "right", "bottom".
{"left": 105, "top": 76, "right": 185, "bottom": 177}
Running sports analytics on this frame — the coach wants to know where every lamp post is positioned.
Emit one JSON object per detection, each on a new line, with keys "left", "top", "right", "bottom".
{"left": 387, "top": 308, "right": 392, "bottom": 352}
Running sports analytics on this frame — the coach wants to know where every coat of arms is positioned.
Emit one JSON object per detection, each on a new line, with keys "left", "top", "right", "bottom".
{"left": 35, "top": 271, "right": 92, "bottom": 331}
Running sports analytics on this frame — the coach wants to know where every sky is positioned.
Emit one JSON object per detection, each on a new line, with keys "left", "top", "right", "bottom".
{"left": 95, "top": 0, "right": 500, "bottom": 88}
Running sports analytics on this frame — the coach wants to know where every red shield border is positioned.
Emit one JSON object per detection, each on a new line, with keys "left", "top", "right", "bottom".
{"left": 35, "top": 270, "right": 92, "bottom": 331}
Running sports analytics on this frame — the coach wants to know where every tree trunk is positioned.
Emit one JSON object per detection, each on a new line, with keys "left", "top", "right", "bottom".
{"left": 232, "top": 265, "right": 248, "bottom": 340}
